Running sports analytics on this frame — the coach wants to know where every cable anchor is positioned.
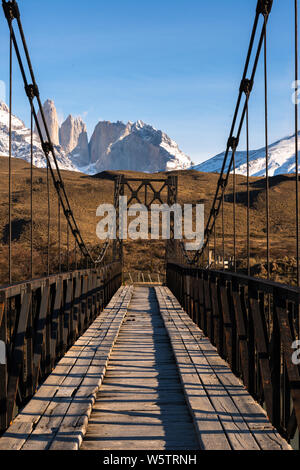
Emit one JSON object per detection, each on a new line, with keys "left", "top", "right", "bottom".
{"left": 64, "top": 209, "right": 72, "bottom": 218}
{"left": 227, "top": 136, "right": 239, "bottom": 151}
{"left": 256, "top": 0, "right": 273, "bottom": 17}
{"left": 3, "top": 0, "right": 20, "bottom": 22}
{"left": 42, "top": 141, "right": 53, "bottom": 156}
{"left": 218, "top": 177, "right": 227, "bottom": 190}
{"left": 240, "top": 78, "right": 253, "bottom": 96}
{"left": 25, "top": 83, "right": 39, "bottom": 100}
{"left": 55, "top": 180, "right": 64, "bottom": 190}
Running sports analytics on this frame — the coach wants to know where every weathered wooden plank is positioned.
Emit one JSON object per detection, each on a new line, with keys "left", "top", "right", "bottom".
{"left": 158, "top": 289, "right": 291, "bottom": 450}
{"left": 0, "top": 286, "right": 132, "bottom": 451}
{"left": 81, "top": 286, "right": 199, "bottom": 452}
{"left": 156, "top": 286, "right": 292, "bottom": 451}
{"left": 49, "top": 288, "right": 132, "bottom": 450}
{"left": 169, "top": 327, "right": 260, "bottom": 449}
{"left": 156, "top": 288, "right": 231, "bottom": 450}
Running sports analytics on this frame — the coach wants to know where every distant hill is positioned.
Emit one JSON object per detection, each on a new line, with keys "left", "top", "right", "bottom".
{"left": 0, "top": 157, "right": 297, "bottom": 286}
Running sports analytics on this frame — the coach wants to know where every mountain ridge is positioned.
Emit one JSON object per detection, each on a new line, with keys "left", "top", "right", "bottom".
{"left": 193, "top": 133, "right": 300, "bottom": 177}
{"left": 2, "top": 97, "right": 299, "bottom": 177}
{"left": 0, "top": 98, "right": 191, "bottom": 174}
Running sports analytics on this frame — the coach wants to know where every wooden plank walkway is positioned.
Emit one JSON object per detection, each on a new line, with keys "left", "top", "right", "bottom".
{"left": 155, "top": 286, "right": 291, "bottom": 451}
{"left": 81, "top": 286, "right": 198, "bottom": 451}
{"left": 0, "top": 285, "right": 291, "bottom": 451}
{"left": 0, "top": 286, "right": 133, "bottom": 451}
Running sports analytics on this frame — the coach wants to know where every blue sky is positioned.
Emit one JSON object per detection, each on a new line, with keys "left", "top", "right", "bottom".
{"left": 0, "top": 0, "right": 297, "bottom": 164}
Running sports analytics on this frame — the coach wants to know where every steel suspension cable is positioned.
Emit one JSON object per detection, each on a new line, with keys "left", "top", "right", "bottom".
{"left": 47, "top": 163, "right": 50, "bottom": 276}
{"left": 58, "top": 198, "right": 61, "bottom": 274}
{"left": 8, "top": 23, "right": 12, "bottom": 284}
{"left": 75, "top": 241, "right": 77, "bottom": 271}
{"left": 67, "top": 222, "right": 70, "bottom": 272}
{"left": 214, "top": 213, "right": 217, "bottom": 268}
{"left": 246, "top": 92, "right": 251, "bottom": 276}
{"left": 222, "top": 190, "right": 225, "bottom": 270}
{"left": 30, "top": 108, "right": 33, "bottom": 279}
{"left": 264, "top": 13, "right": 270, "bottom": 280}
{"left": 183, "top": 0, "right": 274, "bottom": 266}
{"left": 208, "top": 238, "right": 210, "bottom": 269}
{"left": 2, "top": 0, "right": 107, "bottom": 266}
{"left": 233, "top": 151, "right": 237, "bottom": 272}
{"left": 205, "top": 8, "right": 261, "bottom": 223}
{"left": 295, "top": 0, "right": 300, "bottom": 287}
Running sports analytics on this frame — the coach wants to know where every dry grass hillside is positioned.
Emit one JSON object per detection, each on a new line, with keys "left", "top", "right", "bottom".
{"left": 0, "top": 156, "right": 298, "bottom": 286}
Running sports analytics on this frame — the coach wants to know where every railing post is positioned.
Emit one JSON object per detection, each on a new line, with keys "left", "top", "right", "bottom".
{"left": 271, "top": 289, "right": 282, "bottom": 430}
{"left": 198, "top": 270, "right": 206, "bottom": 332}
{"left": 219, "top": 278, "right": 236, "bottom": 372}
{"left": 0, "top": 293, "right": 7, "bottom": 433}
{"left": 232, "top": 280, "right": 250, "bottom": 389}
{"left": 25, "top": 290, "right": 34, "bottom": 399}
{"left": 210, "top": 273, "right": 221, "bottom": 351}
{"left": 7, "top": 285, "right": 32, "bottom": 425}
{"left": 63, "top": 278, "right": 73, "bottom": 353}
{"left": 203, "top": 271, "right": 213, "bottom": 341}
{"left": 32, "top": 281, "right": 50, "bottom": 390}
{"left": 50, "top": 277, "right": 63, "bottom": 369}
{"left": 275, "top": 289, "right": 300, "bottom": 437}
{"left": 248, "top": 285, "right": 274, "bottom": 422}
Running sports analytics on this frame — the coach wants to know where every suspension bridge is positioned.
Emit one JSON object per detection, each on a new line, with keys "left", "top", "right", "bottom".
{"left": 0, "top": 0, "right": 299, "bottom": 451}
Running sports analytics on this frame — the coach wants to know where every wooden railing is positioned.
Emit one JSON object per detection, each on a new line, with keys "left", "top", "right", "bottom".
{"left": 166, "top": 262, "right": 300, "bottom": 448}
{"left": 0, "top": 262, "right": 122, "bottom": 433}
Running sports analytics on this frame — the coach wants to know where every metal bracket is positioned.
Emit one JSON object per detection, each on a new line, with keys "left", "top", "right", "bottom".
{"left": 25, "top": 83, "right": 39, "bottom": 99}
{"left": 55, "top": 180, "right": 64, "bottom": 190}
{"left": 42, "top": 141, "right": 53, "bottom": 155}
{"left": 256, "top": 0, "right": 273, "bottom": 17}
{"left": 240, "top": 78, "right": 253, "bottom": 96}
{"left": 3, "top": 0, "right": 20, "bottom": 22}
{"left": 227, "top": 136, "right": 239, "bottom": 151}
{"left": 218, "top": 177, "right": 227, "bottom": 190}
{"left": 64, "top": 209, "right": 72, "bottom": 218}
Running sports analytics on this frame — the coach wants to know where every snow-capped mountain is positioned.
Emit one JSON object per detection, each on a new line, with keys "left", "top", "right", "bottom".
{"left": 193, "top": 133, "right": 300, "bottom": 177}
{"left": 85, "top": 119, "right": 191, "bottom": 174}
{"left": 0, "top": 101, "right": 77, "bottom": 171}
{"left": 0, "top": 99, "right": 191, "bottom": 174}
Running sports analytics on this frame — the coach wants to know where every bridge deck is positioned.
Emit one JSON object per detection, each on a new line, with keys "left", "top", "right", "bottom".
{"left": 0, "top": 286, "right": 291, "bottom": 451}
{"left": 81, "top": 287, "right": 198, "bottom": 451}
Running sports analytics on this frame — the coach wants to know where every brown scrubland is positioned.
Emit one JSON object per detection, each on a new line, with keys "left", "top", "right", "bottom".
{"left": 0, "top": 156, "right": 298, "bottom": 286}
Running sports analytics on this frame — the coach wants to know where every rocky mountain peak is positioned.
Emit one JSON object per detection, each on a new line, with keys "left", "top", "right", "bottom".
{"left": 60, "top": 114, "right": 87, "bottom": 152}
{"left": 35, "top": 99, "right": 60, "bottom": 146}
{"left": 0, "top": 101, "right": 9, "bottom": 113}
{"left": 89, "top": 120, "right": 128, "bottom": 165}
{"left": 1, "top": 97, "right": 192, "bottom": 174}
